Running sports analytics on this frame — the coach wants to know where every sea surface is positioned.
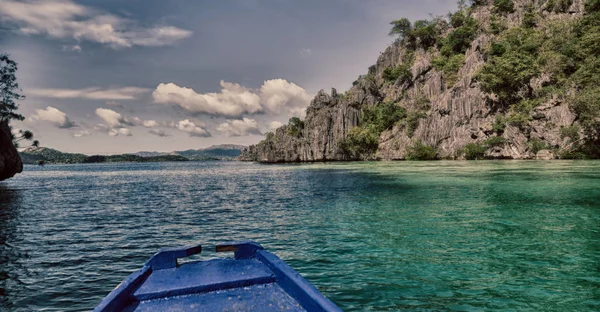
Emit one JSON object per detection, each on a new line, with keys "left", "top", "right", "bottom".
{"left": 0, "top": 161, "right": 599, "bottom": 311}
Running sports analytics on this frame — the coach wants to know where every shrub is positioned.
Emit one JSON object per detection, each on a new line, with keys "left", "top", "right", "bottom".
{"left": 493, "top": 115, "right": 507, "bottom": 132}
{"left": 546, "top": 0, "right": 573, "bottom": 13}
{"left": 405, "top": 140, "right": 437, "bottom": 160}
{"left": 286, "top": 117, "right": 305, "bottom": 138}
{"left": 560, "top": 125, "right": 581, "bottom": 142}
{"left": 363, "top": 102, "right": 407, "bottom": 133}
{"left": 382, "top": 64, "right": 413, "bottom": 84}
{"left": 494, "top": 0, "right": 515, "bottom": 14}
{"left": 464, "top": 143, "right": 487, "bottom": 160}
{"left": 476, "top": 49, "right": 539, "bottom": 105}
{"left": 484, "top": 136, "right": 506, "bottom": 147}
{"left": 405, "top": 112, "right": 426, "bottom": 137}
{"left": 586, "top": 0, "right": 600, "bottom": 12}
{"left": 522, "top": 7, "right": 537, "bottom": 28}
{"left": 432, "top": 54, "right": 465, "bottom": 87}
{"left": 338, "top": 124, "right": 380, "bottom": 158}
{"left": 529, "top": 138, "right": 548, "bottom": 154}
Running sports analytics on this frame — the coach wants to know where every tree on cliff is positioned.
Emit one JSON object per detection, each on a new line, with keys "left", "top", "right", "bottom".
{"left": 0, "top": 54, "right": 37, "bottom": 148}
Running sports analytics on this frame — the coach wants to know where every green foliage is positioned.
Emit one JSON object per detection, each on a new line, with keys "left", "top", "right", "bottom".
{"left": 522, "top": 7, "right": 537, "bottom": 28}
{"left": 339, "top": 102, "right": 407, "bottom": 158}
{"left": 493, "top": 115, "right": 507, "bottom": 132}
{"left": 363, "top": 102, "right": 407, "bottom": 133}
{"left": 265, "top": 132, "right": 275, "bottom": 141}
{"left": 405, "top": 140, "right": 437, "bottom": 160}
{"left": 338, "top": 124, "right": 380, "bottom": 158}
{"left": 390, "top": 18, "right": 439, "bottom": 50}
{"left": 494, "top": 0, "right": 515, "bottom": 13}
{"left": 405, "top": 112, "right": 426, "bottom": 138}
{"left": 585, "top": 0, "right": 600, "bottom": 13}
{"left": 389, "top": 18, "right": 412, "bottom": 39}
{"left": 286, "top": 117, "right": 305, "bottom": 138}
{"left": 432, "top": 54, "right": 465, "bottom": 87}
{"left": 464, "top": 143, "right": 487, "bottom": 160}
{"left": 489, "top": 16, "right": 507, "bottom": 35}
{"left": 382, "top": 64, "right": 413, "bottom": 84}
{"left": 546, "top": 0, "right": 574, "bottom": 13}
{"left": 484, "top": 136, "right": 506, "bottom": 147}
{"left": 477, "top": 52, "right": 538, "bottom": 104}
{"left": 442, "top": 16, "right": 478, "bottom": 56}
{"left": 529, "top": 138, "right": 548, "bottom": 154}
{"left": 560, "top": 125, "right": 581, "bottom": 142}
{"left": 0, "top": 54, "right": 25, "bottom": 122}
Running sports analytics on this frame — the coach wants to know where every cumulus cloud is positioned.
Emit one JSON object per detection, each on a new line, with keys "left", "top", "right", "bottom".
{"left": 216, "top": 118, "right": 262, "bottom": 137}
{"left": 259, "top": 79, "right": 312, "bottom": 116}
{"left": 148, "top": 129, "right": 172, "bottom": 137}
{"left": 72, "top": 130, "right": 91, "bottom": 137}
{"left": 175, "top": 119, "right": 211, "bottom": 137}
{"left": 95, "top": 108, "right": 158, "bottom": 129}
{"left": 268, "top": 121, "right": 284, "bottom": 131}
{"left": 0, "top": 0, "right": 192, "bottom": 48}
{"left": 29, "top": 87, "right": 149, "bottom": 100}
{"left": 95, "top": 108, "right": 125, "bottom": 127}
{"left": 152, "top": 79, "right": 311, "bottom": 118}
{"left": 108, "top": 128, "right": 132, "bottom": 137}
{"left": 30, "top": 106, "right": 75, "bottom": 128}
{"left": 153, "top": 81, "right": 262, "bottom": 118}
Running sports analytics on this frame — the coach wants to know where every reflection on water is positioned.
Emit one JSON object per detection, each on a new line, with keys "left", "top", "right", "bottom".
{"left": 0, "top": 187, "right": 22, "bottom": 309}
{"left": 0, "top": 161, "right": 599, "bottom": 311}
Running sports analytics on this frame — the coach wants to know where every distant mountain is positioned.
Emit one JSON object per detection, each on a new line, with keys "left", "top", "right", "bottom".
{"left": 134, "top": 144, "right": 247, "bottom": 160}
{"left": 20, "top": 147, "right": 188, "bottom": 165}
{"left": 19, "top": 144, "right": 247, "bottom": 164}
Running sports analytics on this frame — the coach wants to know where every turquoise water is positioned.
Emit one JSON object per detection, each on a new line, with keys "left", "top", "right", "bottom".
{"left": 0, "top": 161, "right": 599, "bottom": 311}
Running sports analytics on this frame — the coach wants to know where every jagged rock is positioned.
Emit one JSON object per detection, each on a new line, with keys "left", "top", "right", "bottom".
{"left": 240, "top": 0, "right": 588, "bottom": 163}
{"left": 0, "top": 121, "right": 23, "bottom": 181}
{"left": 535, "top": 149, "right": 555, "bottom": 160}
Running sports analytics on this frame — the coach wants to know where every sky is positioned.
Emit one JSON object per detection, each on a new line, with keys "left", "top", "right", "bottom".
{"left": 0, "top": 0, "right": 458, "bottom": 154}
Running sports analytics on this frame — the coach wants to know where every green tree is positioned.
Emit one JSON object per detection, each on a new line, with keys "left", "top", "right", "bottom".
{"left": 1, "top": 54, "right": 37, "bottom": 148}
{"left": 1, "top": 54, "right": 25, "bottom": 122}
{"left": 389, "top": 18, "right": 412, "bottom": 39}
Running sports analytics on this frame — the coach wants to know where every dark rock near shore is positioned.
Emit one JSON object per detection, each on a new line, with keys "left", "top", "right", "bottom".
{"left": 0, "top": 121, "right": 23, "bottom": 181}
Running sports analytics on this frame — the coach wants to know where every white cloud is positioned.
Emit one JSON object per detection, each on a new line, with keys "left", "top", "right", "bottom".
{"left": 153, "top": 81, "right": 262, "bottom": 118}
{"left": 29, "top": 87, "right": 149, "bottom": 100}
{"left": 108, "top": 128, "right": 132, "bottom": 137}
{"left": 175, "top": 119, "right": 211, "bottom": 137}
{"left": 30, "top": 106, "right": 75, "bottom": 128}
{"left": 216, "top": 118, "right": 262, "bottom": 137}
{"left": 72, "top": 130, "right": 91, "bottom": 137}
{"left": 142, "top": 120, "right": 159, "bottom": 128}
{"left": 0, "top": 0, "right": 192, "bottom": 48}
{"left": 152, "top": 79, "right": 311, "bottom": 118}
{"left": 268, "top": 121, "right": 284, "bottom": 131}
{"left": 95, "top": 108, "right": 124, "bottom": 127}
{"left": 259, "top": 79, "right": 312, "bottom": 116}
{"left": 148, "top": 129, "right": 172, "bottom": 137}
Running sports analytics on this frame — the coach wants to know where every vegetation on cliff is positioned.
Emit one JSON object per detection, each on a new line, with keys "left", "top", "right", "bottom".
{"left": 243, "top": 0, "right": 600, "bottom": 162}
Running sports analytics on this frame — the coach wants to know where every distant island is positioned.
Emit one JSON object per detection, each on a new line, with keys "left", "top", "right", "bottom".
{"left": 19, "top": 144, "right": 247, "bottom": 165}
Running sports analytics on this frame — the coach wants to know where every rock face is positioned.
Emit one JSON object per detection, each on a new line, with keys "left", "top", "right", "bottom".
{"left": 0, "top": 121, "right": 23, "bottom": 181}
{"left": 241, "top": 0, "right": 587, "bottom": 162}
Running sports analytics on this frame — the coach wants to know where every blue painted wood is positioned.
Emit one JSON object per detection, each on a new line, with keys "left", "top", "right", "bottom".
{"left": 94, "top": 241, "right": 342, "bottom": 312}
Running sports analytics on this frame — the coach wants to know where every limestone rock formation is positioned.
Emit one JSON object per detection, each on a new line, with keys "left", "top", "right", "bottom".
{"left": 0, "top": 121, "right": 23, "bottom": 181}
{"left": 241, "top": 0, "right": 592, "bottom": 162}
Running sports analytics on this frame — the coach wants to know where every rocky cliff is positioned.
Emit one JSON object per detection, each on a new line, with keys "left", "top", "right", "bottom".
{"left": 241, "top": 0, "right": 598, "bottom": 162}
{"left": 0, "top": 121, "right": 23, "bottom": 181}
